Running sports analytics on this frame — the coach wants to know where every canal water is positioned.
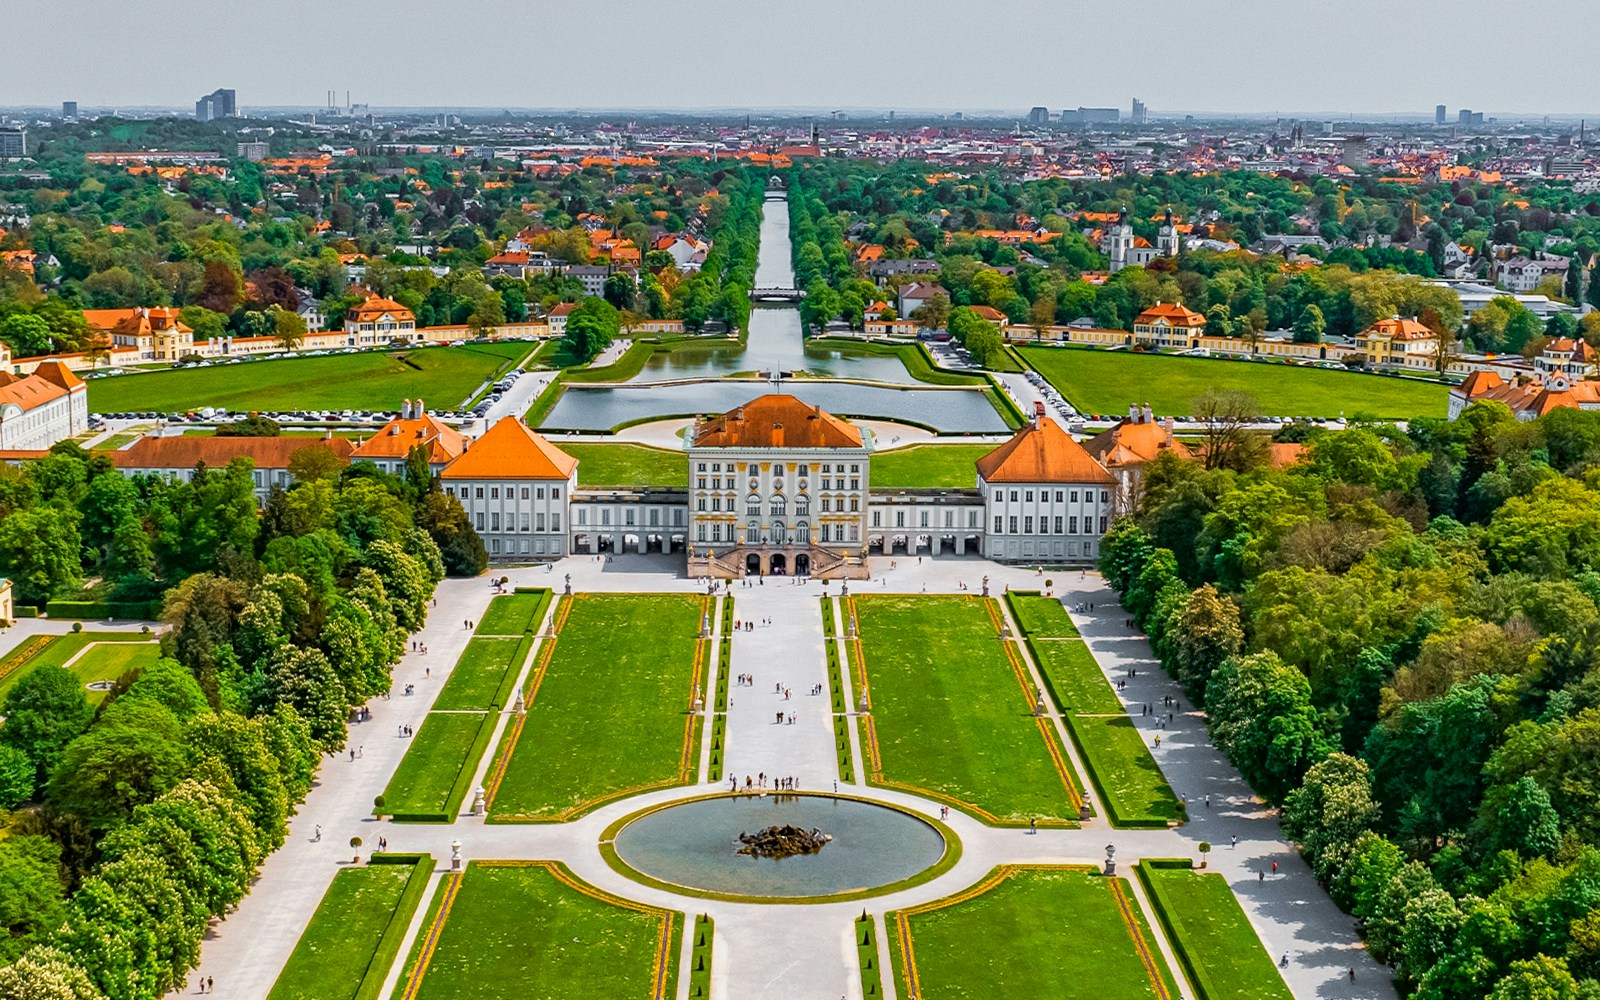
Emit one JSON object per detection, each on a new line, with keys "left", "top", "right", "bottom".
{"left": 544, "top": 196, "right": 1009, "bottom": 432}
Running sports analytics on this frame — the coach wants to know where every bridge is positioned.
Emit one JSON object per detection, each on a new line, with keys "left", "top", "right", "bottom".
{"left": 749, "top": 287, "right": 806, "bottom": 302}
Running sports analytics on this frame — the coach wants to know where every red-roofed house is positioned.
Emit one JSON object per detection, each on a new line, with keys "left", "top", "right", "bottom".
{"left": 1354, "top": 316, "right": 1440, "bottom": 371}
{"left": 344, "top": 294, "right": 417, "bottom": 346}
{"left": 440, "top": 416, "right": 578, "bottom": 561}
{"left": 111, "top": 433, "right": 355, "bottom": 502}
{"left": 0, "top": 358, "right": 89, "bottom": 450}
{"left": 977, "top": 412, "right": 1115, "bottom": 563}
{"left": 1132, "top": 301, "right": 1207, "bottom": 349}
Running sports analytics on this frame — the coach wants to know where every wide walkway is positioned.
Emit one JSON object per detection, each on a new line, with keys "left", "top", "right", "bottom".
{"left": 178, "top": 554, "right": 1393, "bottom": 1000}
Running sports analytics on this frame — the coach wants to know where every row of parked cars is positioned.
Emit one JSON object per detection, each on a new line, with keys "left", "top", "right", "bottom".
{"left": 1022, "top": 371, "right": 1077, "bottom": 418}
{"left": 468, "top": 368, "right": 530, "bottom": 417}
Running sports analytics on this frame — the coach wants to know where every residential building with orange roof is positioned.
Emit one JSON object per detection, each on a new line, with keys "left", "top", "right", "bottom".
{"left": 83, "top": 306, "right": 194, "bottom": 361}
{"left": 1132, "top": 301, "right": 1207, "bottom": 349}
{"left": 1354, "top": 316, "right": 1440, "bottom": 371}
{"left": 344, "top": 294, "right": 417, "bottom": 346}
{"left": 111, "top": 433, "right": 355, "bottom": 502}
{"left": 976, "top": 413, "right": 1115, "bottom": 563}
{"left": 0, "top": 358, "right": 89, "bottom": 450}
{"left": 1449, "top": 370, "right": 1600, "bottom": 421}
{"left": 1083, "top": 404, "right": 1195, "bottom": 513}
{"left": 350, "top": 400, "right": 466, "bottom": 476}
{"left": 1535, "top": 338, "right": 1599, "bottom": 379}
{"left": 440, "top": 416, "right": 578, "bottom": 561}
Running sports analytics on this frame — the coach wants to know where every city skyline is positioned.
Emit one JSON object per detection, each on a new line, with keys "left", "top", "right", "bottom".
{"left": 12, "top": 0, "right": 1600, "bottom": 115}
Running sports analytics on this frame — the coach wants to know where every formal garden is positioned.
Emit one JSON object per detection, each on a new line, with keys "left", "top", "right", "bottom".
{"left": 1006, "top": 593, "right": 1184, "bottom": 827}
{"left": 1137, "top": 861, "right": 1294, "bottom": 1000}
{"left": 0, "top": 631, "right": 160, "bottom": 703}
{"left": 888, "top": 866, "right": 1181, "bottom": 1000}
{"left": 486, "top": 592, "right": 710, "bottom": 821}
{"left": 393, "top": 861, "right": 679, "bottom": 1000}
{"left": 847, "top": 594, "right": 1085, "bottom": 825}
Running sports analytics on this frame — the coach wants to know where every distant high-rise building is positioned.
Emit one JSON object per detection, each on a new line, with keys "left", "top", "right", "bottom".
{"left": 62, "top": 101, "right": 78, "bottom": 121}
{"left": 1131, "top": 98, "right": 1148, "bottom": 125}
{"left": 1457, "top": 108, "right": 1483, "bottom": 128}
{"left": 236, "top": 141, "right": 269, "bottom": 161}
{"left": 1027, "top": 106, "right": 1050, "bottom": 126}
{"left": 195, "top": 88, "right": 237, "bottom": 121}
{"left": 1342, "top": 136, "right": 1370, "bottom": 170}
{"left": 0, "top": 126, "right": 26, "bottom": 159}
{"left": 1435, "top": 104, "right": 1446, "bottom": 126}
{"left": 1061, "top": 107, "right": 1120, "bottom": 126}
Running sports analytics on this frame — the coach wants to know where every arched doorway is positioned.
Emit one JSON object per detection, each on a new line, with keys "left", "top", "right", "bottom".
{"left": 745, "top": 553, "right": 762, "bottom": 576}
{"left": 769, "top": 553, "right": 787, "bottom": 576}
{"left": 795, "top": 553, "right": 811, "bottom": 577}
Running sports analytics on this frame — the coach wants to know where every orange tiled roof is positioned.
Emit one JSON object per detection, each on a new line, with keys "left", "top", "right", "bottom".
{"left": 351, "top": 408, "right": 466, "bottom": 463}
{"left": 347, "top": 297, "right": 414, "bottom": 322}
{"left": 441, "top": 417, "right": 577, "bottom": 480}
{"left": 978, "top": 419, "right": 1114, "bottom": 484}
{"left": 111, "top": 435, "right": 355, "bottom": 471}
{"left": 692, "top": 395, "right": 862, "bottom": 450}
{"left": 1083, "top": 416, "right": 1193, "bottom": 470}
{"left": 1363, "top": 317, "right": 1436, "bottom": 342}
{"left": 1135, "top": 302, "right": 1206, "bottom": 328}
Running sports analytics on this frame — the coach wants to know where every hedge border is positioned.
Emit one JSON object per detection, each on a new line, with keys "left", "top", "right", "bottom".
{"left": 353, "top": 853, "right": 434, "bottom": 1000}
{"left": 1134, "top": 859, "right": 1294, "bottom": 1000}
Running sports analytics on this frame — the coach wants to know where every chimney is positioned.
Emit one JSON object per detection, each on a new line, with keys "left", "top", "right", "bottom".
{"left": 1163, "top": 417, "right": 1174, "bottom": 447}
{"left": 1128, "top": 403, "right": 1139, "bottom": 423}
{"left": 416, "top": 398, "right": 425, "bottom": 417}
{"left": 1142, "top": 404, "right": 1154, "bottom": 424}
{"left": 400, "top": 398, "right": 411, "bottom": 420}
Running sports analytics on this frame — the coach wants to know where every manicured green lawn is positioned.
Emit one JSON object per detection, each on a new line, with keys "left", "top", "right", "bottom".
{"left": 432, "top": 638, "right": 524, "bottom": 712}
{"left": 1031, "top": 638, "right": 1121, "bottom": 714}
{"left": 379, "top": 713, "right": 490, "bottom": 821}
{"left": 870, "top": 444, "right": 990, "bottom": 489}
{"left": 891, "top": 867, "right": 1179, "bottom": 1000}
{"left": 566, "top": 443, "right": 688, "bottom": 487}
{"left": 1008, "top": 593, "right": 1080, "bottom": 638}
{"left": 490, "top": 593, "right": 704, "bottom": 821}
{"left": 852, "top": 595, "right": 1080, "bottom": 824}
{"left": 1140, "top": 863, "right": 1293, "bottom": 1000}
{"left": 475, "top": 591, "right": 549, "bottom": 636}
{"left": 403, "top": 862, "right": 678, "bottom": 1000}
{"left": 87, "top": 342, "right": 528, "bottom": 414}
{"left": 1015, "top": 598, "right": 1181, "bottom": 826}
{"left": 0, "top": 633, "right": 160, "bottom": 704}
{"left": 1019, "top": 345, "right": 1447, "bottom": 419}
{"left": 267, "top": 864, "right": 414, "bottom": 1000}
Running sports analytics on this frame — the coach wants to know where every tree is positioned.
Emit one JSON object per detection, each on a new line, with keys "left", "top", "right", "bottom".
{"left": 1193, "top": 389, "right": 1266, "bottom": 472}
{"left": 0, "top": 946, "right": 101, "bottom": 1000}
{"left": 0, "top": 664, "right": 94, "bottom": 790}
{"left": 0, "top": 314, "right": 54, "bottom": 357}
{"left": 911, "top": 293, "right": 950, "bottom": 332}
{"left": 1205, "top": 651, "right": 1331, "bottom": 801}
{"left": 46, "top": 698, "right": 189, "bottom": 828}
{"left": 416, "top": 491, "right": 487, "bottom": 576}
{"left": 286, "top": 444, "right": 344, "bottom": 484}
{"left": 1281, "top": 753, "right": 1379, "bottom": 876}
{"left": 1488, "top": 955, "right": 1586, "bottom": 1000}
{"left": 0, "top": 507, "right": 83, "bottom": 603}
{"left": 267, "top": 306, "right": 306, "bottom": 352}
{"left": 1172, "top": 585, "right": 1243, "bottom": 702}
{"left": 561, "top": 296, "right": 618, "bottom": 364}
{"left": 1293, "top": 304, "right": 1326, "bottom": 344}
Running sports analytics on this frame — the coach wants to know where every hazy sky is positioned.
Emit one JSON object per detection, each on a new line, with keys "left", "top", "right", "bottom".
{"left": 11, "top": 0, "right": 1600, "bottom": 117}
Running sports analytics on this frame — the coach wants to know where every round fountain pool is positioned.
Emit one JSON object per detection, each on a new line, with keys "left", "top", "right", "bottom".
{"left": 606, "top": 794, "right": 951, "bottom": 900}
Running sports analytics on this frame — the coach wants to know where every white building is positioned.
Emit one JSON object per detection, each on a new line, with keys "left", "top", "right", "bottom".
{"left": 685, "top": 394, "right": 872, "bottom": 579}
{"left": 1495, "top": 256, "right": 1570, "bottom": 293}
{"left": 439, "top": 416, "right": 577, "bottom": 562}
{"left": 0, "top": 360, "right": 89, "bottom": 451}
{"left": 110, "top": 434, "right": 355, "bottom": 503}
{"left": 977, "top": 416, "right": 1116, "bottom": 564}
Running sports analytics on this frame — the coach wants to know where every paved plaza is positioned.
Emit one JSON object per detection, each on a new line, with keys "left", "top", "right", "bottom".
{"left": 176, "top": 553, "right": 1394, "bottom": 1000}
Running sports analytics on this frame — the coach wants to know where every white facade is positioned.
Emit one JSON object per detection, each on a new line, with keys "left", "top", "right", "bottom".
{"left": 443, "top": 472, "right": 575, "bottom": 561}
{"left": 981, "top": 479, "right": 1113, "bottom": 563}
{"left": 687, "top": 448, "right": 870, "bottom": 555}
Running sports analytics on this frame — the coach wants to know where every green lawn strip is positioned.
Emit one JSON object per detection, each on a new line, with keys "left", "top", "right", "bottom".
{"left": 1070, "top": 714, "right": 1185, "bottom": 827}
{"left": 1029, "top": 637, "right": 1122, "bottom": 714}
{"left": 708, "top": 597, "right": 733, "bottom": 782}
{"left": 856, "top": 914, "right": 885, "bottom": 998}
{"left": 890, "top": 867, "right": 1180, "bottom": 1000}
{"left": 405, "top": 862, "right": 679, "bottom": 1000}
{"left": 88, "top": 342, "right": 528, "bottom": 414}
{"left": 805, "top": 338, "right": 987, "bottom": 386}
{"left": 0, "top": 633, "right": 160, "bottom": 704}
{"left": 475, "top": 591, "right": 547, "bottom": 636}
{"left": 380, "top": 713, "right": 492, "bottom": 822}
{"left": 431, "top": 638, "right": 523, "bottom": 712}
{"left": 870, "top": 444, "right": 989, "bottom": 489}
{"left": 1137, "top": 861, "right": 1294, "bottom": 1000}
{"left": 566, "top": 442, "right": 689, "bottom": 487}
{"left": 1019, "top": 345, "right": 1446, "bottom": 419}
{"left": 268, "top": 854, "right": 433, "bottom": 1000}
{"left": 854, "top": 595, "right": 1077, "bottom": 824}
{"left": 490, "top": 593, "right": 703, "bottom": 821}
{"left": 1004, "top": 591, "right": 1081, "bottom": 638}
{"left": 821, "top": 599, "right": 855, "bottom": 783}
{"left": 688, "top": 913, "right": 714, "bottom": 999}
{"left": 562, "top": 337, "right": 700, "bottom": 383}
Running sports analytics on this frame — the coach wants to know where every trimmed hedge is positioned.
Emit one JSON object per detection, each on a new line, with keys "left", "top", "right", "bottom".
{"left": 44, "top": 599, "right": 161, "bottom": 620}
{"left": 12, "top": 606, "right": 38, "bottom": 619}
{"left": 357, "top": 853, "right": 434, "bottom": 1000}
{"left": 1135, "top": 859, "right": 1293, "bottom": 1000}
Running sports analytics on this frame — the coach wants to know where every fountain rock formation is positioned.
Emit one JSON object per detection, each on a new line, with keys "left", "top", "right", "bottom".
{"left": 736, "top": 825, "right": 832, "bottom": 859}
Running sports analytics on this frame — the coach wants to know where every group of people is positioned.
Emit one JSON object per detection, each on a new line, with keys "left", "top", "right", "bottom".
{"left": 409, "top": 639, "right": 430, "bottom": 654}
{"left": 396, "top": 724, "right": 414, "bottom": 738}
{"left": 733, "top": 673, "right": 756, "bottom": 686}
{"left": 732, "top": 617, "right": 772, "bottom": 630}
{"left": 730, "top": 773, "right": 799, "bottom": 792}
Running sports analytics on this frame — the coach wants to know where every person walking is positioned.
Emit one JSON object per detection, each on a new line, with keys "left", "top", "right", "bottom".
{"left": 313, "top": 824, "right": 321, "bottom": 842}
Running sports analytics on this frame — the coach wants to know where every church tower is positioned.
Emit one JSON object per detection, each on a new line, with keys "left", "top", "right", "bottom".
{"left": 1157, "top": 208, "right": 1180, "bottom": 258}
{"left": 1108, "top": 209, "right": 1135, "bottom": 272}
